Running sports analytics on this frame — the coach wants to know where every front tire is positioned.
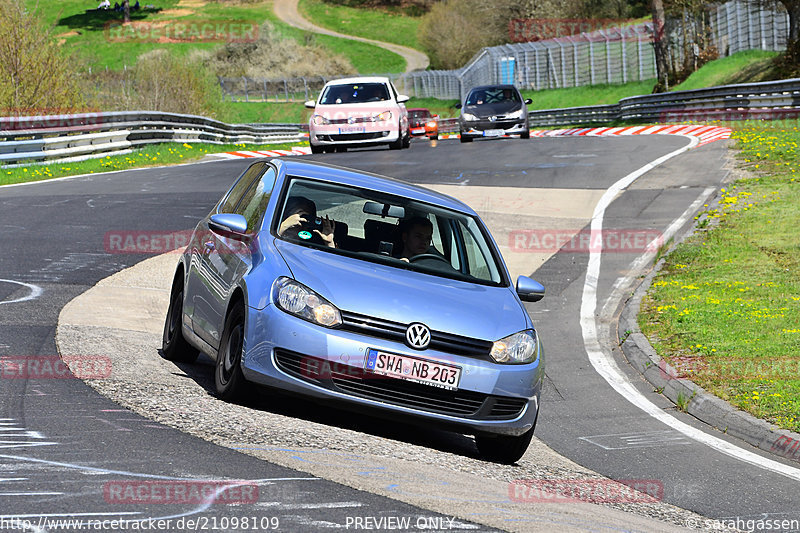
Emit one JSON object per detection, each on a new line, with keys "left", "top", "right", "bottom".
{"left": 161, "top": 276, "right": 199, "bottom": 363}
{"left": 215, "top": 302, "right": 247, "bottom": 401}
{"left": 521, "top": 128, "right": 530, "bottom": 139}
{"left": 460, "top": 132, "right": 473, "bottom": 143}
{"left": 475, "top": 412, "right": 537, "bottom": 464}
{"left": 310, "top": 144, "right": 323, "bottom": 154}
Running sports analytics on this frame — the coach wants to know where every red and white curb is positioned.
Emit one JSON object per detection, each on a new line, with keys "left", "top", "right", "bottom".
{"left": 212, "top": 147, "right": 312, "bottom": 160}
{"left": 212, "top": 124, "right": 731, "bottom": 158}
{"left": 530, "top": 124, "right": 731, "bottom": 147}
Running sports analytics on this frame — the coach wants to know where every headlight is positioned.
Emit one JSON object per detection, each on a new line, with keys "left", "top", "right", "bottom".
{"left": 376, "top": 111, "right": 392, "bottom": 121}
{"left": 272, "top": 277, "right": 341, "bottom": 328}
{"left": 426, "top": 121, "right": 437, "bottom": 128}
{"left": 490, "top": 330, "right": 538, "bottom": 364}
{"left": 312, "top": 115, "right": 330, "bottom": 125}
{"left": 462, "top": 112, "right": 478, "bottom": 121}
{"left": 505, "top": 109, "right": 525, "bottom": 119}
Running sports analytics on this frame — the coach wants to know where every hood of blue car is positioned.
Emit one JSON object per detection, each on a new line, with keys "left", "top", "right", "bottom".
{"left": 274, "top": 241, "right": 529, "bottom": 342}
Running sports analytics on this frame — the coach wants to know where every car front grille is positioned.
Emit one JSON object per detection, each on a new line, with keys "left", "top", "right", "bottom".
{"left": 339, "top": 310, "right": 493, "bottom": 359}
{"left": 273, "top": 350, "right": 527, "bottom": 420}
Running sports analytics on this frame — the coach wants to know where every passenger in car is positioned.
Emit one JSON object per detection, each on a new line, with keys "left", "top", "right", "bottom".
{"left": 278, "top": 196, "right": 336, "bottom": 248}
{"left": 397, "top": 216, "right": 435, "bottom": 260}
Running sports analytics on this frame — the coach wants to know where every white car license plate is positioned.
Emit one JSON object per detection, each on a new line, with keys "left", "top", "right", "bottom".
{"left": 483, "top": 129, "right": 504, "bottom": 137}
{"left": 365, "top": 349, "right": 461, "bottom": 390}
{"left": 411, "top": 128, "right": 425, "bottom": 135}
{"left": 339, "top": 126, "right": 366, "bottom": 134}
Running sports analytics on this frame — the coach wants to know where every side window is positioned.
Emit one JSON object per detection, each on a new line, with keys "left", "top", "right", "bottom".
{"left": 219, "top": 162, "right": 267, "bottom": 214}
{"left": 236, "top": 166, "right": 277, "bottom": 232}
{"left": 457, "top": 220, "right": 496, "bottom": 282}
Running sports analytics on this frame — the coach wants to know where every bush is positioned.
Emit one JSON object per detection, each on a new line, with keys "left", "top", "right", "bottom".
{"left": 0, "top": 0, "right": 84, "bottom": 113}
{"left": 85, "top": 50, "right": 220, "bottom": 116}
{"left": 207, "top": 21, "right": 357, "bottom": 79}
{"left": 417, "top": 0, "right": 519, "bottom": 70}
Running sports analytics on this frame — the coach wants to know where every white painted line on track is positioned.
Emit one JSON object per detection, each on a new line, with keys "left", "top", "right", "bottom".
{"left": 0, "top": 279, "right": 42, "bottom": 305}
{"left": 580, "top": 136, "right": 800, "bottom": 482}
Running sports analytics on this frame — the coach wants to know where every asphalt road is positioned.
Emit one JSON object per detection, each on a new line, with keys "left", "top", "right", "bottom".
{"left": 1, "top": 135, "right": 799, "bottom": 531}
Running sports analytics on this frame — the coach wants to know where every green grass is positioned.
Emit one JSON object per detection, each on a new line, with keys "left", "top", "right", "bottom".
{"left": 640, "top": 121, "right": 800, "bottom": 432}
{"left": 521, "top": 80, "right": 656, "bottom": 110}
{"left": 0, "top": 141, "right": 307, "bottom": 186}
{"left": 673, "top": 50, "right": 780, "bottom": 92}
{"left": 260, "top": 5, "right": 405, "bottom": 74}
{"left": 298, "top": 0, "right": 422, "bottom": 51}
{"left": 28, "top": 0, "right": 403, "bottom": 74}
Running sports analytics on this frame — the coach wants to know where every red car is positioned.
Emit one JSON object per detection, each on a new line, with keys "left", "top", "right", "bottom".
{"left": 407, "top": 108, "right": 439, "bottom": 140}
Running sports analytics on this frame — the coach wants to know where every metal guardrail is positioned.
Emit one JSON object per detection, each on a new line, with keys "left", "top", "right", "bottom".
{"left": 2, "top": 78, "right": 799, "bottom": 166}
{"left": 0, "top": 111, "right": 306, "bottom": 167}
{"left": 527, "top": 78, "right": 800, "bottom": 128}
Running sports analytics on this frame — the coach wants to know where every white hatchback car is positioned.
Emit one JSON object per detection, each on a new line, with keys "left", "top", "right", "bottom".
{"left": 305, "top": 77, "right": 411, "bottom": 153}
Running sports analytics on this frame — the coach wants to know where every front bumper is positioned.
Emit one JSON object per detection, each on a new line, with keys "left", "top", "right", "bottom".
{"left": 241, "top": 304, "right": 543, "bottom": 436}
{"left": 309, "top": 124, "right": 400, "bottom": 147}
{"left": 460, "top": 119, "right": 528, "bottom": 139}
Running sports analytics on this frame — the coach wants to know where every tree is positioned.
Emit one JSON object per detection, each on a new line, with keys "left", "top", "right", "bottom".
{"left": 651, "top": 0, "right": 671, "bottom": 91}
{"left": 0, "top": 0, "right": 83, "bottom": 112}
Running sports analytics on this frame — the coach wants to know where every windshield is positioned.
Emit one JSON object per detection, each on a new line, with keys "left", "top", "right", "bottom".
{"left": 466, "top": 87, "right": 520, "bottom": 106}
{"left": 273, "top": 178, "right": 506, "bottom": 286}
{"left": 319, "top": 83, "right": 390, "bottom": 104}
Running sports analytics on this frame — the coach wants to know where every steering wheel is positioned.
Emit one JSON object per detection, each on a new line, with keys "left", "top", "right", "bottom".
{"left": 408, "top": 253, "right": 449, "bottom": 264}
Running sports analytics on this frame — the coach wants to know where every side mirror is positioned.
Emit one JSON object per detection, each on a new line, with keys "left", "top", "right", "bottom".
{"left": 524, "top": 98, "right": 533, "bottom": 105}
{"left": 455, "top": 103, "right": 462, "bottom": 109}
{"left": 304, "top": 100, "right": 316, "bottom": 109}
{"left": 209, "top": 213, "right": 248, "bottom": 239}
{"left": 397, "top": 95, "right": 410, "bottom": 103}
{"left": 516, "top": 276, "right": 545, "bottom": 302}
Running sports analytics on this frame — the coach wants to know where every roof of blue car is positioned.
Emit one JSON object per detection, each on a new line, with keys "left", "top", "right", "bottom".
{"left": 274, "top": 158, "right": 476, "bottom": 215}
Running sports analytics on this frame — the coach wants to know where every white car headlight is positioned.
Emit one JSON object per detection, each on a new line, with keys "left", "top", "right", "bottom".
{"left": 312, "top": 115, "right": 330, "bottom": 125}
{"left": 273, "top": 277, "right": 341, "bottom": 328}
{"left": 505, "top": 109, "right": 525, "bottom": 119}
{"left": 462, "top": 112, "right": 478, "bottom": 121}
{"left": 490, "top": 330, "right": 538, "bottom": 364}
{"left": 376, "top": 111, "right": 393, "bottom": 121}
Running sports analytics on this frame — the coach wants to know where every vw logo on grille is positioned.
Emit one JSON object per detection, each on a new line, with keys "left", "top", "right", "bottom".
{"left": 405, "top": 323, "right": 431, "bottom": 350}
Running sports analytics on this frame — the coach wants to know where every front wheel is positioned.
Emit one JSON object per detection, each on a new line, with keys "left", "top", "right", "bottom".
{"left": 161, "top": 278, "right": 199, "bottom": 363}
{"left": 215, "top": 303, "right": 248, "bottom": 401}
{"left": 521, "top": 128, "right": 530, "bottom": 139}
{"left": 475, "top": 414, "right": 536, "bottom": 464}
{"left": 460, "top": 132, "right": 472, "bottom": 143}
{"left": 310, "top": 144, "right": 323, "bottom": 154}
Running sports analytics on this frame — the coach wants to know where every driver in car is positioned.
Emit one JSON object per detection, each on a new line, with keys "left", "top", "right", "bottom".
{"left": 278, "top": 196, "right": 336, "bottom": 248}
{"left": 397, "top": 216, "right": 435, "bottom": 261}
